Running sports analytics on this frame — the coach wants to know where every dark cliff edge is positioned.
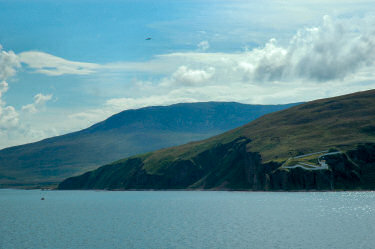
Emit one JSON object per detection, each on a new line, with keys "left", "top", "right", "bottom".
{"left": 59, "top": 137, "right": 265, "bottom": 190}
{"left": 58, "top": 141, "right": 375, "bottom": 191}
{"left": 268, "top": 144, "right": 375, "bottom": 190}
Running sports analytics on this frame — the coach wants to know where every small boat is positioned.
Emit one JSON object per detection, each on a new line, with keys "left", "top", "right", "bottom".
{"left": 41, "top": 197, "right": 45, "bottom": 200}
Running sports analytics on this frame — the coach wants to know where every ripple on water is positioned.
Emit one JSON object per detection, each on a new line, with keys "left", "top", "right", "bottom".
{"left": 0, "top": 190, "right": 375, "bottom": 249}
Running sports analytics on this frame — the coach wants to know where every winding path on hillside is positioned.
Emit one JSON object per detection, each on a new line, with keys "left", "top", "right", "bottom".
{"left": 283, "top": 151, "right": 342, "bottom": 171}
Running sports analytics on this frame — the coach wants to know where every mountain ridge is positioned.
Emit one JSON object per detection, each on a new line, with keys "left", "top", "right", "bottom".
{"left": 0, "top": 101, "right": 297, "bottom": 187}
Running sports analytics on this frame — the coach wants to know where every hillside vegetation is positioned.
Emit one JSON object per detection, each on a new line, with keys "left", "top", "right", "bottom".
{"left": 59, "top": 90, "right": 375, "bottom": 190}
{"left": 0, "top": 102, "right": 295, "bottom": 187}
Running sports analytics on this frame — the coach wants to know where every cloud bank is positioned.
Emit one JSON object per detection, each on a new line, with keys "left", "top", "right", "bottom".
{"left": 2, "top": 15, "right": 375, "bottom": 148}
{"left": 17, "top": 16, "right": 375, "bottom": 84}
{"left": 0, "top": 46, "right": 54, "bottom": 147}
{"left": 0, "top": 45, "right": 20, "bottom": 130}
{"left": 243, "top": 16, "right": 375, "bottom": 82}
{"left": 90, "top": 15, "right": 375, "bottom": 124}
{"left": 18, "top": 51, "right": 99, "bottom": 76}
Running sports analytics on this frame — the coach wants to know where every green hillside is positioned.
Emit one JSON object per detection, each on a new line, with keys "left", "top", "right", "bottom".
{"left": 0, "top": 102, "right": 295, "bottom": 188}
{"left": 59, "top": 89, "right": 375, "bottom": 190}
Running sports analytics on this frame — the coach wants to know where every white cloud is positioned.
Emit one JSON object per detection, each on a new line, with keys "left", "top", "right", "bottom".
{"left": 162, "top": 66, "right": 215, "bottom": 86}
{"left": 22, "top": 93, "right": 53, "bottom": 114}
{"left": 2, "top": 15, "right": 375, "bottom": 149}
{"left": 0, "top": 105, "right": 19, "bottom": 129}
{"left": 199, "top": 17, "right": 375, "bottom": 84}
{"left": 18, "top": 51, "right": 100, "bottom": 76}
{"left": 19, "top": 15, "right": 375, "bottom": 83}
{"left": 0, "top": 46, "right": 57, "bottom": 147}
{"left": 63, "top": 15, "right": 375, "bottom": 127}
{"left": 0, "top": 45, "right": 20, "bottom": 80}
{"left": 147, "top": 16, "right": 375, "bottom": 84}
{"left": 197, "top": 40, "right": 210, "bottom": 51}
{"left": 0, "top": 46, "right": 21, "bottom": 130}
{"left": 46, "top": 16, "right": 375, "bottom": 142}
{"left": 241, "top": 15, "right": 375, "bottom": 82}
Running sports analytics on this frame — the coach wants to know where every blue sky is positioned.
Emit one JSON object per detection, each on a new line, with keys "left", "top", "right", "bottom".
{"left": 1, "top": 0, "right": 375, "bottom": 148}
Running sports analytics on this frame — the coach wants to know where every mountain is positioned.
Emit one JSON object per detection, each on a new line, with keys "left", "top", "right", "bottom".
{"left": 58, "top": 89, "right": 375, "bottom": 191}
{"left": 0, "top": 102, "right": 297, "bottom": 187}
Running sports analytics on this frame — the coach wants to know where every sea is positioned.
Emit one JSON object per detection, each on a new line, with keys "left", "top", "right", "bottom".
{"left": 1, "top": 189, "right": 374, "bottom": 249}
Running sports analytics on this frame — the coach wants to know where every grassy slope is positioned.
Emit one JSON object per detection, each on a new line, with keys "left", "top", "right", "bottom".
{"left": 240, "top": 89, "right": 375, "bottom": 161}
{"left": 115, "top": 89, "right": 375, "bottom": 176}
{"left": 0, "top": 102, "right": 296, "bottom": 187}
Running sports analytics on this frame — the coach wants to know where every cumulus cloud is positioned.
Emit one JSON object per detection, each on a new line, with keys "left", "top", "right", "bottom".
{"left": 0, "top": 46, "right": 57, "bottom": 147}
{"left": 239, "top": 16, "right": 375, "bottom": 82}
{"left": 0, "top": 105, "right": 19, "bottom": 129}
{"left": 197, "top": 40, "right": 210, "bottom": 51}
{"left": 9, "top": 14, "right": 375, "bottom": 86}
{"left": 89, "top": 16, "right": 375, "bottom": 86}
{"left": 144, "top": 16, "right": 375, "bottom": 85}
{"left": 62, "top": 16, "right": 375, "bottom": 136}
{"left": 18, "top": 15, "right": 375, "bottom": 83}
{"left": 0, "top": 46, "right": 21, "bottom": 130}
{"left": 3, "top": 15, "right": 375, "bottom": 148}
{"left": 18, "top": 51, "right": 99, "bottom": 76}
{"left": 163, "top": 66, "right": 215, "bottom": 86}
{"left": 22, "top": 93, "right": 53, "bottom": 114}
{"left": 0, "top": 45, "right": 20, "bottom": 80}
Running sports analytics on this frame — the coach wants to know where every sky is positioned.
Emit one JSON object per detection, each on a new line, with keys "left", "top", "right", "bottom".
{"left": 0, "top": 0, "right": 375, "bottom": 148}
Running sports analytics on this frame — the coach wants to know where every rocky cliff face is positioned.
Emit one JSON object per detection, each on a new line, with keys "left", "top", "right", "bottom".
{"left": 267, "top": 144, "right": 375, "bottom": 190}
{"left": 58, "top": 140, "right": 375, "bottom": 191}
{"left": 59, "top": 137, "right": 259, "bottom": 190}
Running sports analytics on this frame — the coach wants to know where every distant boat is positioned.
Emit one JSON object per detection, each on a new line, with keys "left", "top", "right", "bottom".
{"left": 41, "top": 197, "right": 45, "bottom": 200}
{"left": 145, "top": 37, "right": 152, "bottom": 40}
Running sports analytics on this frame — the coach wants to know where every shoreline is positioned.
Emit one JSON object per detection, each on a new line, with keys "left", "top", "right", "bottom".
{"left": 2, "top": 187, "right": 375, "bottom": 193}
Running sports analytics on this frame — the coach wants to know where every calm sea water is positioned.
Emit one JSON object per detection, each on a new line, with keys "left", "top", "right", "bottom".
{"left": 0, "top": 190, "right": 374, "bottom": 249}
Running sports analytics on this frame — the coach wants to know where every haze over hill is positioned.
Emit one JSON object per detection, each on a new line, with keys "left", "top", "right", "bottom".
{"left": 59, "top": 90, "right": 375, "bottom": 191}
{"left": 0, "top": 102, "right": 296, "bottom": 187}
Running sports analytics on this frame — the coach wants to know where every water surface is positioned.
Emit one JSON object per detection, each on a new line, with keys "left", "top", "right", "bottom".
{"left": 1, "top": 190, "right": 374, "bottom": 249}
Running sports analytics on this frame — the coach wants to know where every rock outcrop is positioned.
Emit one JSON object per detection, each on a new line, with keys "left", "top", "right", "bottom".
{"left": 59, "top": 139, "right": 375, "bottom": 190}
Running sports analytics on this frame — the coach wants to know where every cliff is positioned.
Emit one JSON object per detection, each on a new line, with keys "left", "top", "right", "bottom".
{"left": 59, "top": 89, "right": 375, "bottom": 190}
